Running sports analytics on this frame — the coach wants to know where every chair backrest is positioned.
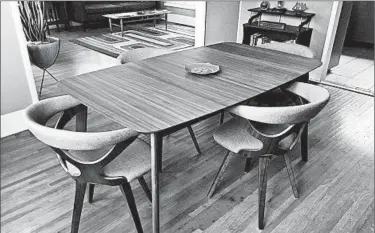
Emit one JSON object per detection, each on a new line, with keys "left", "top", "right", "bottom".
{"left": 257, "top": 42, "right": 316, "bottom": 58}
{"left": 230, "top": 82, "right": 330, "bottom": 125}
{"left": 117, "top": 48, "right": 172, "bottom": 64}
{"left": 230, "top": 82, "right": 329, "bottom": 154}
{"left": 24, "top": 95, "right": 139, "bottom": 184}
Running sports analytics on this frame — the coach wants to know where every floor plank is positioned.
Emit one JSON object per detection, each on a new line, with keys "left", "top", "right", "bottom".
{"left": 1, "top": 85, "right": 373, "bottom": 233}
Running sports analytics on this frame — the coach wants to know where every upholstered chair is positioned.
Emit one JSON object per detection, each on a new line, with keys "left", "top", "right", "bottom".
{"left": 219, "top": 42, "right": 316, "bottom": 125}
{"left": 117, "top": 48, "right": 201, "bottom": 154}
{"left": 208, "top": 82, "right": 330, "bottom": 230}
{"left": 257, "top": 42, "right": 316, "bottom": 58}
{"left": 24, "top": 95, "right": 152, "bottom": 233}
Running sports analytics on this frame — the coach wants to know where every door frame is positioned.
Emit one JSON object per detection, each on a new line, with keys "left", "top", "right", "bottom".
{"left": 318, "top": 1, "right": 343, "bottom": 82}
{"left": 194, "top": 1, "right": 206, "bottom": 47}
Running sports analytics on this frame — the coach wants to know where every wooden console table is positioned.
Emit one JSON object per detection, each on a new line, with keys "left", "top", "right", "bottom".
{"left": 243, "top": 7, "right": 315, "bottom": 47}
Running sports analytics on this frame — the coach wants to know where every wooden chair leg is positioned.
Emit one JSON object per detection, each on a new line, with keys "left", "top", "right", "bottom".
{"left": 88, "top": 184, "right": 95, "bottom": 203}
{"left": 219, "top": 111, "right": 225, "bottom": 125}
{"left": 283, "top": 153, "right": 299, "bottom": 198}
{"left": 71, "top": 182, "right": 87, "bottom": 233}
{"left": 258, "top": 156, "right": 270, "bottom": 230}
{"left": 187, "top": 126, "right": 201, "bottom": 154}
{"left": 301, "top": 126, "right": 308, "bottom": 161}
{"left": 120, "top": 182, "right": 144, "bottom": 233}
{"left": 207, "top": 150, "right": 233, "bottom": 198}
{"left": 138, "top": 176, "right": 152, "bottom": 202}
{"left": 244, "top": 157, "right": 253, "bottom": 174}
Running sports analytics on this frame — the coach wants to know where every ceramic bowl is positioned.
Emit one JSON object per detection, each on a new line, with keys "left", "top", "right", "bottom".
{"left": 185, "top": 62, "right": 220, "bottom": 75}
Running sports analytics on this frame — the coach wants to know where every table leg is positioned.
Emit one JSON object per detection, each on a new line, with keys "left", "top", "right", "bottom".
{"left": 151, "top": 132, "right": 162, "bottom": 233}
{"left": 76, "top": 106, "right": 87, "bottom": 132}
{"left": 120, "top": 19, "right": 124, "bottom": 37}
{"left": 301, "top": 126, "right": 308, "bottom": 161}
{"left": 165, "top": 13, "right": 168, "bottom": 31}
{"left": 109, "top": 19, "right": 113, "bottom": 33}
{"left": 300, "top": 73, "right": 309, "bottom": 162}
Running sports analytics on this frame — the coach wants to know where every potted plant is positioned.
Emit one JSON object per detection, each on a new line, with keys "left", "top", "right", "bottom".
{"left": 18, "top": 1, "right": 60, "bottom": 96}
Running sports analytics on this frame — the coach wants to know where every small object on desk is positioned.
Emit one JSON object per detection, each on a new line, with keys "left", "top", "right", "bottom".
{"left": 292, "top": 2, "right": 308, "bottom": 12}
{"left": 259, "top": 21, "right": 286, "bottom": 30}
{"left": 277, "top": 1, "right": 284, "bottom": 8}
{"left": 260, "top": 1, "right": 270, "bottom": 10}
{"left": 185, "top": 63, "right": 220, "bottom": 75}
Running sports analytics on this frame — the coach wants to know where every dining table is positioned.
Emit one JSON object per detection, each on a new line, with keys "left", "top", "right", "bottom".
{"left": 58, "top": 42, "right": 322, "bottom": 233}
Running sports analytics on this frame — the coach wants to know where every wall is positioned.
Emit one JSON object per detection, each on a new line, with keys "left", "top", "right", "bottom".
{"left": 346, "top": 1, "right": 374, "bottom": 44}
{"left": 163, "top": 1, "right": 196, "bottom": 27}
{"left": 1, "top": 1, "right": 36, "bottom": 115}
{"left": 236, "top": 1, "right": 334, "bottom": 60}
{"left": 205, "top": 1, "right": 240, "bottom": 45}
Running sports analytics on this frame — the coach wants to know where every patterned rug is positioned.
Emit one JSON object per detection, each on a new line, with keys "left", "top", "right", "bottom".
{"left": 71, "top": 25, "right": 195, "bottom": 58}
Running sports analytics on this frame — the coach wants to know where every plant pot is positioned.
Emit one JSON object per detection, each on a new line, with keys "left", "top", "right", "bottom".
{"left": 27, "top": 37, "right": 60, "bottom": 69}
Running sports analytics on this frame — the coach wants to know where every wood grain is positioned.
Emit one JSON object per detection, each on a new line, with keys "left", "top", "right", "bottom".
{"left": 1, "top": 86, "right": 373, "bottom": 233}
{"left": 58, "top": 42, "right": 321, "bottom": 133}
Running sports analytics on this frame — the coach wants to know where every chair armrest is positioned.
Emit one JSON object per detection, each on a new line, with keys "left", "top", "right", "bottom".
{"left": 247, "top": 120, "right": 295, "bottom": 138}
{"left": 288, "top": 123, "right": 307, "bottom": 150}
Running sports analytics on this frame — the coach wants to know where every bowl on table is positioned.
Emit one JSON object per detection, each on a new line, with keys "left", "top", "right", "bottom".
{"left": 185, "top": 63, "right": 220, "bottom": 75}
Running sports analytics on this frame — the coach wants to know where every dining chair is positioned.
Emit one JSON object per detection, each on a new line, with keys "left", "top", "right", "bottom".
{"left": 117, "top": 48, "right": 201, "bottom": 154}
{"left": 24, "top": 95, "right": 152, "bottom": 233}
{"left": 258, "top": 42, "right": 316, "bottom": 58}
{"left": 254, "top": 42, "right": 316, "bottom": 106}
{"left": 208, "top": 82, "right": 330, "bottom": 229}
{"left": 218, "top": 42, "right": 317, "bottom": 125}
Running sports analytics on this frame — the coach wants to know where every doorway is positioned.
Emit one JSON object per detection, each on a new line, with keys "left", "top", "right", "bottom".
{"left": 323, "top": 1, "right": 374, "bottom": 95}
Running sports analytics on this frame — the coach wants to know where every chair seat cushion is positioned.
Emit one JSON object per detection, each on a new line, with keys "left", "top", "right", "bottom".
{"left": 103, "top": 138, "right": 151, "bottom": 182}
{"left": 213, "top": 118, "right": 263, "bottom": 153}
{"left": 69, "top": 138, "right": 151, "bottom": 182}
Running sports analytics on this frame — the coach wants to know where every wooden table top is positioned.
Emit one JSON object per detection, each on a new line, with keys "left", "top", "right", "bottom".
{"left": 103, "top": 9, "right": 171, "bottom": 19}
{"left": 59, "top": 42, "right": 322, "bottom": 133}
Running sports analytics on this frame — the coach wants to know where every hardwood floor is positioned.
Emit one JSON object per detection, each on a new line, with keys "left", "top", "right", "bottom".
{"left": 5, "top": 24, "right": 374, "bottom": 233}
{"left": 1, "top": 85, "right": 374, "bottom": 233}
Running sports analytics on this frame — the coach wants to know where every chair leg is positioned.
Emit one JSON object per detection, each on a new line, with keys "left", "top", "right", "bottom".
{"left": 187, "top": 126, "right": 201, "bottom": 154}
{"left": 71, "top": 182, "right": 87, "bottom": 233}
{"left": 258, "top": 156, "right": 270, "bottom": 230}
{"left": 219, "top": 111, "right": 225, "bottom": 125}
{"left": 120, "top": 182, "right": 144, "bottom": 233}
{"left": 138, "top": 176, "right": 152, "bottom": 202}
{"left": 207, "top": 150, "right": 233, "bottom": 198}
{"left": 39, "top": 69, "right": 46, "bottom": 97}
{"left": 88, "top": 184, "right": 95, "bottom": 203}
{"left": 244, "top": 157, "right": 253, "bottom": 174}
{"left": 283, "top": 153, "right": 299, "bottom": 198}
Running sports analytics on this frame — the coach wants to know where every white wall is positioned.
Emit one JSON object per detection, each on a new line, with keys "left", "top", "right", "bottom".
{"left": 163, "top": 1, "right": 196, "bottom": 27}
{"left": 236, "top": 1, "right": 334, "bottom": 60}
{"left": 205, "top": 1, "right": 240, "bottom": 45}
{"left": 1, "top": 1, "right": 37, "bottom": 115}
{"left": 1, "top": 1, "right": 38, "bottom": 137}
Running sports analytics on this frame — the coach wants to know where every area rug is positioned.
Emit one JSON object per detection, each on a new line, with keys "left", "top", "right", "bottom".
{"left": 71, "top": 26, "right": 195, "bottom": 58}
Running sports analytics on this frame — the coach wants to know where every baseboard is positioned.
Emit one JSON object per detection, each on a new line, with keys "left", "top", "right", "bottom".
{"left": 167, "top": 14, "right": 195, "bottom": 27}
{"left": 1, "top": 109, "right": 27, "bottom": 138}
